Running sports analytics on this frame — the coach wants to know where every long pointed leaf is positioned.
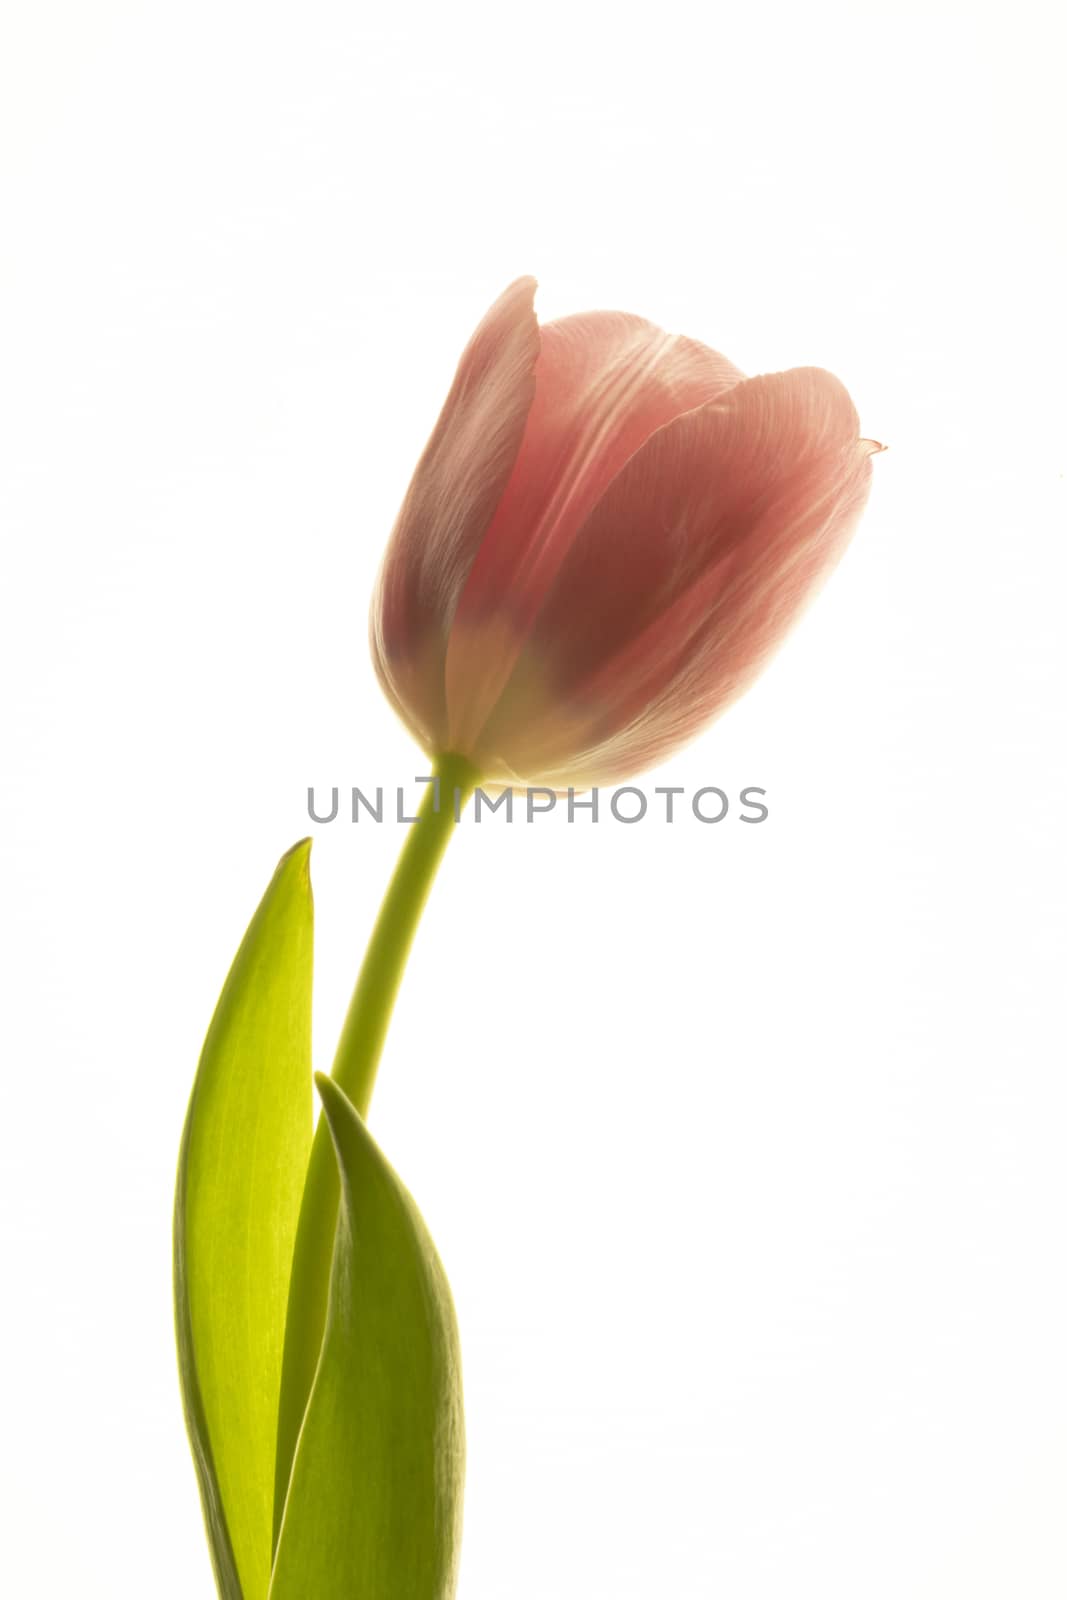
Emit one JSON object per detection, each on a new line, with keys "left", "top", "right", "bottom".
{"left": 174, "top": 841, "right": 314, "bottom": 1598}
{"left": 270, "top": 1074, "right": 464, "bottom": 1600}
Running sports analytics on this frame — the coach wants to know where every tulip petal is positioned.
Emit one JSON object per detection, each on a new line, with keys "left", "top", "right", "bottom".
{"left": 444, "top": 314, "right": 744, "bottom": 752}
{"left": 476, "top": 367, "right": 873, "bottom": 786}
{"left": 372, "top": 277, "right": 541, "bottom": 751}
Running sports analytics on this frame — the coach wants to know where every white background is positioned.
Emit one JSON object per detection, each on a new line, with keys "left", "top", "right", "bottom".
{"left": 2, "top": 1, "right": 1065, "bottom": 1595}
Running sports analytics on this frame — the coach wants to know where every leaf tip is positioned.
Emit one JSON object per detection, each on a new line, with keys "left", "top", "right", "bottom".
{"left": 280, "top": 836, "right": 313, "bottom": 874}
{"left": 314, "top": 1072, "right": 346, "bottom": 1123}
{"left": 271, "top": 838, "right": 313, "bottom": 908}
{"left": 314, "top": 1075, "right": 360, "bottom": 1184}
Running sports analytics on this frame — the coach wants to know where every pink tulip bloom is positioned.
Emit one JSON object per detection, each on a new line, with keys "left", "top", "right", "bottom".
{"left": 372, "top": 278, "right": 880, "bottom": 788}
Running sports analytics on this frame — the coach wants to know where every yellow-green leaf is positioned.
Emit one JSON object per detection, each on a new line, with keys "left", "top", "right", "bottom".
{"left": 270, "top": 1074, "right": 465, "bottom": 1600}
{"left": 174, "top": 841, "right": 314, "bottom": 1599}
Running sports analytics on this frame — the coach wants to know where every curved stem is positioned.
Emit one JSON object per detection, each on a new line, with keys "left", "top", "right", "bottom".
{"left": 273, "top": 750, "right": 479, "bottom": 1546}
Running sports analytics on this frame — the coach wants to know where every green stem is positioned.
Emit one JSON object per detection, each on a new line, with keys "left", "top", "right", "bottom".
{"left": 272, "top": 750, "right": 479, "bottom": 1546}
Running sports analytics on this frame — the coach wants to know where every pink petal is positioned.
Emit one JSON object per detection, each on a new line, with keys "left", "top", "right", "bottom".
{"left": 474, "top": 367, "right": 873, "bottom": 786}
{"left": 371, "top": 277, "right": 541, "bottom": 752}
{"left": 444, "top": 313, "right": 744, "bottom": 752}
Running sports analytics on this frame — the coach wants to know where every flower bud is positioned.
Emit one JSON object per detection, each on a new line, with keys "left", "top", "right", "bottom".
{"left": 372, "top": 278, "right": 880, "bottom": 787}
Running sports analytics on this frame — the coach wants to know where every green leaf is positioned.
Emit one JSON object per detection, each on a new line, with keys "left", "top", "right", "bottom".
{"left": 174, "top": 841, "right": 314, "bottom": 1599}
{"left": 269, "top": 1074, "right": 465, "bottom": 1600}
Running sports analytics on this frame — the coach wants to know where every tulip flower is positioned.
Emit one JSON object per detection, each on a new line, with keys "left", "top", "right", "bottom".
{"left": 178, "top": 278, "right": 881, "bottom": 1599}
{"left": 373, "top": 277, "right": 881, "bottom": 790}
